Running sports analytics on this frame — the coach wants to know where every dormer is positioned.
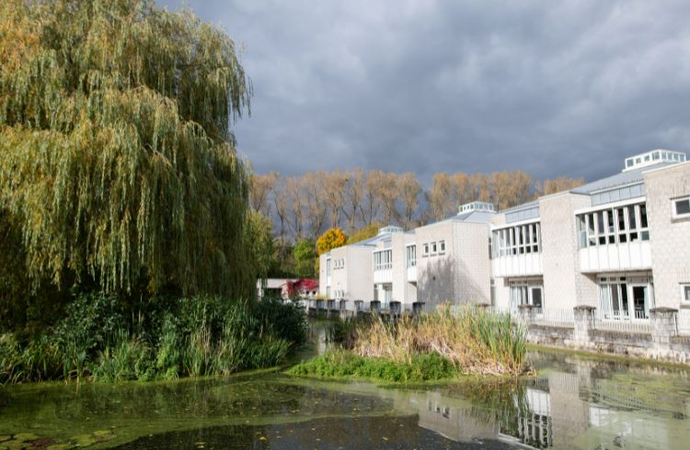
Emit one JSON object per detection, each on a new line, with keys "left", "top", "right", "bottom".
{"left": 623, "top": 149, "right": 686, "bottom": 172}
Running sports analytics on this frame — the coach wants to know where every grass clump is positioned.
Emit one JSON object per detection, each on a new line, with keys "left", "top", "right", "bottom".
{"left": 289, "top": 349, "right": 456, "bottom": 383}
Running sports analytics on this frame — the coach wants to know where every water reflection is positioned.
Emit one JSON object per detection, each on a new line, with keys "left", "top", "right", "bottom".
{"left": 407, "top": 351, "right": 690, "bottom": 449}
{"left": 0, "top": 350, "right": 689, "bottom": 449}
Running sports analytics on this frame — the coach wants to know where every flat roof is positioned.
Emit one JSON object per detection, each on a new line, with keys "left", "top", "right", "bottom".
{"left": 571, "top": 161, "right": 677, "bottom": 194}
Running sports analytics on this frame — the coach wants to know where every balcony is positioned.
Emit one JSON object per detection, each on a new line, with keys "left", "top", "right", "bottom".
{"left": 578, "top": 241, "right": 651, "bottom": 273}
{"left": 492, "top": 253, "right": 543, "bottom": 278}
{"left": 406, "top": 265, "right": 417, "bottom": 282}
{"left": 374, "top": 268, "right": 393, "bottom": 283}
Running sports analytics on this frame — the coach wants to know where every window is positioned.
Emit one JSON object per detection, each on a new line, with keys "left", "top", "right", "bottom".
{"left": 577, "top": 203, "right": 650, "bottom": 248}
{"left": 682, "top": 284, "right": 690, "bottom": 302}
{"left": 439, "top": 240, "right": 446, "bottom": 254}
{"left": 431, "top": 242, "right": 437, "bottom": 255}
{"left": 599, "top": 276, "right": 653, "bottom": 320}
{"left": 509, "top": 280, "right": 544, "bottom": 312}
{"left": 423, "top": 243, "right": 429, "bottom": 257}
{"left": 673, "top": 196, "right": 690, "bottom": 218}
{"left": 492, "top": 223, "right": 541, "bottom": 258}
{"left": 383, "top": 285, "right": 392, "bottom": 302}
{"left": 406, "top": 245, "right": 417, "bottom": 267}
{"left": 374, "top": 249, "right": 392, "bottom": 270}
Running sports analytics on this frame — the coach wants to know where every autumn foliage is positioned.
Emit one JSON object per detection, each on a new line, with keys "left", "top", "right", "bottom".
{"left": 250, "top": 169, "right": 584, "bottom": 242}
{"left": 317, "top": 228, "right": 348, "bottom": 256}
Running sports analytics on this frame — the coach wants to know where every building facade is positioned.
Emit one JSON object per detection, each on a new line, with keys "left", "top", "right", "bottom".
{"left": 319, "top": 150, "right": 690, "bottom": 331}
{"left": 319, "top": 202, "right": 495, "bottom": 312}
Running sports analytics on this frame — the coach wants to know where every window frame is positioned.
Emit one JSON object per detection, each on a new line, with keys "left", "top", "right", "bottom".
{"left": 672, "top": 196, "right": 690, "bottom": 219}
{"left": 373, "top": 249, "right": 392, "bottom": 270}
{"left": 406, "top": 244, "right": 417, "bottom": 267}
{"left": 577, "top": 202, "right": 649, "bottom": 249}
{"left": 492, "top": 222, "right": 541, "bottom": 257}
{"left": 681, "top": 284, "right": 690, "bottom": 303}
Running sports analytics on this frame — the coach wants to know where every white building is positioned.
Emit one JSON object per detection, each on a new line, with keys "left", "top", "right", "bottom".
{"left": 491, "top": 149, "right": 690, "bottom": 328}
{"left": 319, "top": 150, "right": 690, "bottom": 327}
{"left": 319, "top": 202, "right": 495, "bottom": 312}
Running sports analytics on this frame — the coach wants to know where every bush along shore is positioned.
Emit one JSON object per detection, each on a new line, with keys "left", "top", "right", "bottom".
{"left": 0, "top": 294, "right": 307, "bottom": 384}
{"left": 290, "top": 305, "right": 531, "bottom": 382}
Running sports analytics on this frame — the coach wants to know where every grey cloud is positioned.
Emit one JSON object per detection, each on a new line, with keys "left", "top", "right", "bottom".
{"left": 159, "top": 0, "right": 690, "bottom": 183}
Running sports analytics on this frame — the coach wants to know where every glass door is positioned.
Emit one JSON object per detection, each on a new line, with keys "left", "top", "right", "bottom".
{"left": 631, "top": 285, "right": 650, "bottom": 319}
{"left": 530, "top": 286, "right": 543, "bottom": 309}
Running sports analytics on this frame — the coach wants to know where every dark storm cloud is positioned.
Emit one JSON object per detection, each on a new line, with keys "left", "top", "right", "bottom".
{"left": 159, "top": 0, "right": 690, "bottom": 183}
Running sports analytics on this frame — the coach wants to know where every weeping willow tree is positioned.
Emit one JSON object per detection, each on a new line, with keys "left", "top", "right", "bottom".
{"left": 0, "top": 0, "right": 259, "bottom": 325}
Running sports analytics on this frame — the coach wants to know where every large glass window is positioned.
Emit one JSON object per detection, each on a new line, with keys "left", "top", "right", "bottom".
{"left": 577, "top": 203, "right": 650, "bottom": 248}
{"left": 492, "top": 222, "right": 541, "bottom": 258}
{"left": 599, "top": 276, "right": 653, "bottom": 320}
{"left": 509, "top": 280, "right": 544, "bottom": 312}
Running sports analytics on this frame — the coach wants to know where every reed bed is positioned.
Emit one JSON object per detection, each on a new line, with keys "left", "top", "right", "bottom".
{"left": 353, "top": 305, "right": 529, "bottom": 376}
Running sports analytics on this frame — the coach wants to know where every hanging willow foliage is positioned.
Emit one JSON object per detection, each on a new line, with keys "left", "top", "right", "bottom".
{"left": 0, "top": 0, "right": 257, "bottom": 303}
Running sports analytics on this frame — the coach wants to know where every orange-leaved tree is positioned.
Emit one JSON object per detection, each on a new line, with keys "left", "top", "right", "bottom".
{"left": 315, "top": 227, "right": 348, "bottom": 273}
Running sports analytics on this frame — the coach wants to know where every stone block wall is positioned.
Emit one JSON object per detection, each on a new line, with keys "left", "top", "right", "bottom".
{"left": 525, "top": 306, "right": 690, "bottom": 365}
{"left": 644, "top": 163, "right": 690, "bottom": 309}
{"left": 539, "top": 192, "right": 596, "bottom": 311}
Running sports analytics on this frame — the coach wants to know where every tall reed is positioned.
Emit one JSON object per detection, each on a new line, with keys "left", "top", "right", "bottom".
{"left": 352, "top": 305, "right": 529, "bottom": 376}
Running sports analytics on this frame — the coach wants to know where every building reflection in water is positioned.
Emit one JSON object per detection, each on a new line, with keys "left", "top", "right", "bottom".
{"left": 404, "top": 360, "right": 690, "bottom": 450}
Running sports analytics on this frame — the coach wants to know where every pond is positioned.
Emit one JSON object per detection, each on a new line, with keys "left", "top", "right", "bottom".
{"left": 1, "top": 337, "right": 690, "bottom": 449}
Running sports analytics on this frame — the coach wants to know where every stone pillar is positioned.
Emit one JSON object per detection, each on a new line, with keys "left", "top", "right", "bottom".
{"left": 573, "top": 306, "right": 595, "bottom": 346}
{"left": 650, "top": 307, "right": 678, "bottom": 347}
{"left": 518, "top": 304, "right": 535, "bottom": 324}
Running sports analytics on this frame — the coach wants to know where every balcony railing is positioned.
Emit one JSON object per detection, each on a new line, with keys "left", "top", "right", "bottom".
{"left": 532, "top": 308, "right": 574, "bottom": 326}
{"left": 488, "top": 306, "right": 652, "bottom": 334}
{"left": 593, "top": 310, "right": 651, "bottom": 333}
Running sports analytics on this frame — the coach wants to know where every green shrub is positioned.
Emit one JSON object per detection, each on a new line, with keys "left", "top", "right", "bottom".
{"left": 0, "top": 293, "right": 308, "bottom": 384}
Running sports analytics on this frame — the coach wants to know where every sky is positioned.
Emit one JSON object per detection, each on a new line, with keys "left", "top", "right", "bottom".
{"left": 160, "top": 0, "right": 690, "bottom": 184}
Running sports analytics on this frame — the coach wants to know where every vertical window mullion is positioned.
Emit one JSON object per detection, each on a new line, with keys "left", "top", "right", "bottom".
{"left": 623, "top": 206, "right": 630, "bottom": 241}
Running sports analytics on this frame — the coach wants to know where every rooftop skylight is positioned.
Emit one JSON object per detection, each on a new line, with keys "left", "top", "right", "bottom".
{"left": 458, "top": 201, "right": 496, "bottom": 214}
{"left": 377, "top": 226, "right": 404, "bottom": 235}
{"left": 623, "top": 149, "right": 686, "bottom": 172}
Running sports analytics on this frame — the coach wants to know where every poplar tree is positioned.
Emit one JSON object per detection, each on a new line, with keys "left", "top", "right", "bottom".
{"left": 0, "top": 0, "right": 256, "bottom": 308}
